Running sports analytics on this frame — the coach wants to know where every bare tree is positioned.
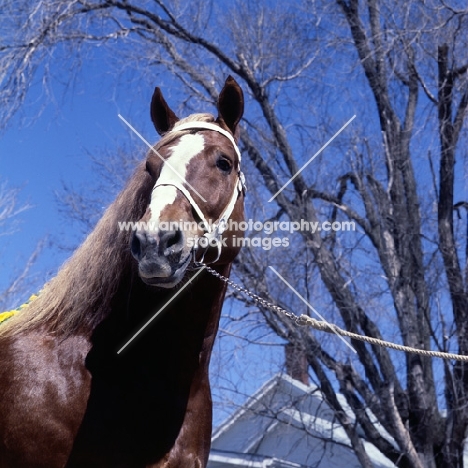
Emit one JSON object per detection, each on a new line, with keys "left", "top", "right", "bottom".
{"left": 2, "top": 1, "right": 468, "bottom": 466}
{"left": 0, "top": 181, "right": 40, "bottom": 310}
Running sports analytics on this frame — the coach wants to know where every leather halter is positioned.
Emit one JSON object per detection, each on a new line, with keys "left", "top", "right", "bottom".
{"left": 152, "top": 121, "right": 245, "bottom": 263}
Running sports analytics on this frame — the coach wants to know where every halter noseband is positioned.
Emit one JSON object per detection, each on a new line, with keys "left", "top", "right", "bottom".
{"left": 152, "top": 121, "right": 245, "bottom": 263}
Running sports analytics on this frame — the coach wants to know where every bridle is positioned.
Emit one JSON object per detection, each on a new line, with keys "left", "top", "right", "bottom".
{"left": 152, "top": 121, "right": 246, "bottom": 263}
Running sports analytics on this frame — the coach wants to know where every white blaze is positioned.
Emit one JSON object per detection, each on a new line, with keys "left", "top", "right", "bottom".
{"left": 148, "top": 133, "right": 205, "bottom": 226}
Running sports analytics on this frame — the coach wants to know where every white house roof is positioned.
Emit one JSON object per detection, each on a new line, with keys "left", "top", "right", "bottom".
{"left": 208, "top": 373, "right": 396, "bottom": 468}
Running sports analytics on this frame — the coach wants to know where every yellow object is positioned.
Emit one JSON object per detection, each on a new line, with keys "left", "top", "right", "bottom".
{"left": 0, "top": 294, "right": 38, "bottom": 324}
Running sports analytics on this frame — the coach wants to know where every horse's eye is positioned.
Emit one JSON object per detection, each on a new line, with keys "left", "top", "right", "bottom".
{"left": 146, "top": 157, "right": 160, "bottom": 179}
{"left": 216, "top": 156, "right": 232, "bottom": 173}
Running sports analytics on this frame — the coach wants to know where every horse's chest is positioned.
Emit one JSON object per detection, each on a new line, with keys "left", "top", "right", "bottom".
{"left": 0, "top": 334, "right": 91, "bottom": 468}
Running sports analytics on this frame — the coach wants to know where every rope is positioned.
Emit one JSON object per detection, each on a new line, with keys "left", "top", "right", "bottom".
{"left": 201, "top": 264, "right": 468, "bottom": 362}
{"left": 0, "top": 294, "right": 39, "bottom": 325}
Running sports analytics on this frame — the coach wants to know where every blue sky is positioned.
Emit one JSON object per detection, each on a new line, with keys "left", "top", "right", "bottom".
{"left": 0, "top": 55, "right": 157, "bottom": 302}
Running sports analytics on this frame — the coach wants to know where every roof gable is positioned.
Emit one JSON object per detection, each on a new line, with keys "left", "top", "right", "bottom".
{"left": 210, "top": 373, "right": 396, "bottom": 468}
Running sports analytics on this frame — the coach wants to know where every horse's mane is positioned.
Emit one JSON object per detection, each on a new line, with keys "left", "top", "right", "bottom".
{"left": 0, "top": 113, "right": 216, "bottom": 338}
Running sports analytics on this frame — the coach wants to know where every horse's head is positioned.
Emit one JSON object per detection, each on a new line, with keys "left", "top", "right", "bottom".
{"left": 131, "top": 76, "right": 245, "bottom": 288}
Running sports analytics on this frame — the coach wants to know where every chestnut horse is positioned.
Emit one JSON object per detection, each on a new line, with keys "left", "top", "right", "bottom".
{"left": 0, "top": 76, "right": 245, "bottom": 467}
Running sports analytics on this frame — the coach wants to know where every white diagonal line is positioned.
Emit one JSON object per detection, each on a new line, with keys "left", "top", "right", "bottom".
{"left": 268, "top": 115, "right": 356, "bottom": 202}
{"left": 118, "top": 114, "right": 207, "bottom": 203}
{"left": 268, "top": 266, "right": 356, "bottom": 353}
{"left": 117, "top": 266, "right": 206, "bottom": 354}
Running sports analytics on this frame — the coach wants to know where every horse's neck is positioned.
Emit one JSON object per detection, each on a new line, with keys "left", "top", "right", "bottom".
{"left": 133, "top": 263, "right": 231, "bottom": 344}
{"left": 87, "top": 263, "right": 231, "bottom": 371}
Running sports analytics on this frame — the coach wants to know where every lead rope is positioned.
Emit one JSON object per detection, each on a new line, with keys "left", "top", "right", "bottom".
{"left": 200, "top": 264, "right": 468, "bottom": 362}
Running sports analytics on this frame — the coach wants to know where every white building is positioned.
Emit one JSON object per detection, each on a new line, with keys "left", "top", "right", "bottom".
{"left": 208, "top": 372, "right": 397, "bottom": 468}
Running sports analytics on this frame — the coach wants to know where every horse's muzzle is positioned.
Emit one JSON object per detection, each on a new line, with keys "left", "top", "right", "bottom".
{"left": 131, "top": 228, "right": 190, "bottom": 287}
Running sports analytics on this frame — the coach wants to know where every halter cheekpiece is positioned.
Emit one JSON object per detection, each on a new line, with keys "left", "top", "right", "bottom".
{"left": 153, "top": 121, "right": 246, "bottom": 263}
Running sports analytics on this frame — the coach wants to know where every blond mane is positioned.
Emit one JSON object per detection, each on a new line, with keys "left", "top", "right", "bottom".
{"left": 0, "top": 162, "right": 151, "bottom": 338}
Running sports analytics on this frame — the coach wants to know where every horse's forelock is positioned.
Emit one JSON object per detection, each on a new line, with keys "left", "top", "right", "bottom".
{"left": 154, "top": 113, "right": 216, "bottom": 151}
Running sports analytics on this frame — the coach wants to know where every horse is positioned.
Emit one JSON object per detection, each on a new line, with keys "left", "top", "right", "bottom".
{"left": 0, "top": 76, "right": 245, "bottom": 468}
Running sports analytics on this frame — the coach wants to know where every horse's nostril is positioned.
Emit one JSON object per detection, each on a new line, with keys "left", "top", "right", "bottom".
{"left": 167, "top": 229, "right": 182, "bottom": 248}
{"left": 160, "top": 229, "right": 184, "bottom": 256}
{"left": 131, "top": 231, "right": 144, "bottom": 260}
{"left": 131, "top": 229, "right": 184, "bottom": 261}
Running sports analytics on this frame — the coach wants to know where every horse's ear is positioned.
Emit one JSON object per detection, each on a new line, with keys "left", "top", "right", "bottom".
{"left": 151, "top": 87, "right": 179, "bottom": 135}
{"left": 216, "top": 76, "right": 244, "bottom": 136}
